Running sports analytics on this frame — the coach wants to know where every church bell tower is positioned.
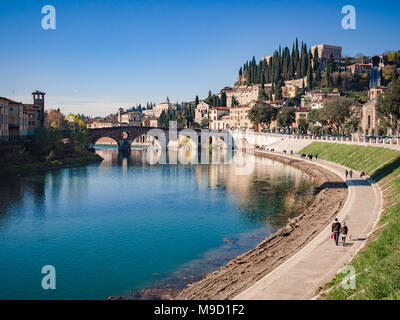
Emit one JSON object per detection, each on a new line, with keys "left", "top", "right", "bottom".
{"left": 32, "top": 90, "right": 46, "bottom": 125}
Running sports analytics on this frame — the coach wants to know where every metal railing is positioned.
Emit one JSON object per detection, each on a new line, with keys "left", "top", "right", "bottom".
{"left": 0, "top": 135, "right": 33, "bottom": 145}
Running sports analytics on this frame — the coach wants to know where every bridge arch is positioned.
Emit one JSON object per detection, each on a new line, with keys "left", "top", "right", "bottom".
{"left": 91, "top": 136, "right": 120, "bottom": 148}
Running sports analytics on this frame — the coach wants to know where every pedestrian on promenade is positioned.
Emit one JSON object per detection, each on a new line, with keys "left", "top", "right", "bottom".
{"left": 331, "top": 218, "right": 341, "bottom": 246}
{"left": 360, "top": 171, "right": 365, "bottom": 178}
{"left": 340, "top": 222, "right": 348, "bottom": 246}
{"left": 345, "top": 169, "right": 349, "bottom": 179}
{"left": 315, "top": 154, "right": 318, "bottom": 160}
{"left": 349, "top": 169, "right": 353, "bottom": 178}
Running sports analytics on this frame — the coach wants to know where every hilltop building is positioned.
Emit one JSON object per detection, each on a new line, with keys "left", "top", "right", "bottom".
{"left": 368, "top": 56, "right": 385, "bottom": 71}
{"left": 302, "top": 90, "right": 341, "bottom": 109}
{"left": 117, "top": 108, "right": 141, "bottom": 126}
{"left": 153, "top": 97, "right": 175, "bottom": 117}
{"left": 369, "top": 86, "right": 387, "bottom": 100}
{"left": 87, "top": 119, "right": 117, "bottom": 129}
{"left": 292, "top": 107, "right": 311, "bottom": 129}
{"left": 220, "top": 85, "right": 263, "bottom": 108}
{"left": 229, "top": 104, "right": 253, "bottom": 130}
{"left": 311, "top": 44, "right": 342, "bottom": 70}
{"left": 194, "top": 101, "right": 209, "bottom": 125}
{"left": 142, "top": 109, "right": 155, "bottom": 117}
{"left": 209, "top": 107, "right": 230, "bottom": 130}
{"left": 347, "top": 63, "right": 372, "bottom": 75}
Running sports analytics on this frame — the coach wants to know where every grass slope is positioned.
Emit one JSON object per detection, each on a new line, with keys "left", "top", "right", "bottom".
{"left": 300, "top": 142, "right": 400, "bottom": 300}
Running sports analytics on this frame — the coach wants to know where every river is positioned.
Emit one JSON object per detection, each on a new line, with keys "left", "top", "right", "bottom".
{"left": 0, "top": 147, "right": 316, "bottom": 299}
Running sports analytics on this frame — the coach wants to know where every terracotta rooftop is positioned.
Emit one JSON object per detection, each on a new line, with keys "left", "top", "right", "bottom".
{"left": 269, "top": 100, "right": 284, "bottom": 104}
{"left": 210, "top": 107, "right": 230, "bottom": 111}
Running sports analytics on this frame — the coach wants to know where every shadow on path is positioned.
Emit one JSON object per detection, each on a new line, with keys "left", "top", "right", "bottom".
{"left": 346, "top": 179, "right": 371, "bottom": 186}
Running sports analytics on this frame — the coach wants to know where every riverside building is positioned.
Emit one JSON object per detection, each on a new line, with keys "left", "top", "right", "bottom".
{"left": 0, "top": 97, "right": 9, "bottom": 139}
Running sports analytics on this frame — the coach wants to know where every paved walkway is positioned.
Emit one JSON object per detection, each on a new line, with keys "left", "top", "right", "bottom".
{"left": 234, "top": 152, "right": 383, "bottom": 300}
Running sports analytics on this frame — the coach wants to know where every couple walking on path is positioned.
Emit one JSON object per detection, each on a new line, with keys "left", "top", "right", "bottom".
{"left": 345, "top": 169, "right": 353, "bottom": 179}
{"left": 331, "top": 218, "right": 348, "bottom": 246}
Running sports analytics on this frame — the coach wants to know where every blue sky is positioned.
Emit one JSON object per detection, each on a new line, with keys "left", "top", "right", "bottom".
{"left": 0, "top": 0, "right": 399, "bottom": 116}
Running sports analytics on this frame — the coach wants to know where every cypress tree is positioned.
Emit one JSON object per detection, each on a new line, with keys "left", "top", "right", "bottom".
{"left": 307, "top": 61, "right": 313, "bottom": 90}
{"left": 325, "top": 54, "right": 334, "bottom": 88}
{"left": 221, "top": 92, "right": 227, "bottom": 107}
{"left": 313, "top": 46, "right": 319, "bottom": 72}
{"left": 295, "top": 40, "right": 301, "bottom": 78}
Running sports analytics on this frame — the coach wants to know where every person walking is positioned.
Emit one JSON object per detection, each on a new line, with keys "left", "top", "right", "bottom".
{"left": 349, "top": 169, "right": 353, "bottom": 179}
{"left": 345, "top": 169, "right": 348, "bottom": 179}
{"left": 315, "top": 154, "right": 318, "bottom": 160}
{"left": 340, "top": 222, "right": 348, "bottom": 246}
{"left": 331, "top": 218, "right": 341, "bottom": 246}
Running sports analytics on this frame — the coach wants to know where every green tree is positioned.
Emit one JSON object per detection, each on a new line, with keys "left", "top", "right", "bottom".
{"left": 32, "top": 127, "right": 51, "bottom": 155}
{"left": 248, "top": 103, "right": 278, "bottom": 128}
{"left": 307, "top": 62, "right": 313, "bottom": 90}
{"left": 324, "top": 97, "right": 353, "bottom": 133}
{"left": 66, "top": 113, "right": 88, "bottom": 146}
{"left": 159, "top": 110, "right": 168, "bottom": 127}
{"left": 324, "top": 54, "right": 334, "bottom": 88}
{"left": 343, "top": 115, "right": 360, "bottom": 134}
{"left": 200, "top": 117, "right": 209, "bottom": 129}
{"left": 376, "top": 78, "right": 400, "bottom": 135}
{"left": 258, "top": 76, "right": 268, "bottom": 100}
{"left": 231, "top": 95, "right": 239, "bottom": 107}
{"left": 221, "top": 92, "right": 227, "bottom": 107}
{"left": 276, "top": 107, "right": 296, "bottom": 129}
{"left": 382, "top": 65, "right": 397, "bottom": 82}
{"left": 297, "top": 118, "right": 309, "bottom": 134}
{"left": 313, "top": 47, "right": 319, "bottom": 72}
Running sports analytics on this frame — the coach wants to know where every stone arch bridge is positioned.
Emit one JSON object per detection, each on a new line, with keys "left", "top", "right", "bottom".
{"left": 88, "top": 126, "right": 248, "bottom": 152}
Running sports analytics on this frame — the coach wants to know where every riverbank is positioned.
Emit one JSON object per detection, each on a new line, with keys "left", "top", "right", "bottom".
{"left": 176, "top": 151, "right": 348, "bottom": 300}
{"left": 301, "top": 142, "right": 400, "bottom": 300}
{"left": 0, "top": 152, "right": 103, "bottom": 176}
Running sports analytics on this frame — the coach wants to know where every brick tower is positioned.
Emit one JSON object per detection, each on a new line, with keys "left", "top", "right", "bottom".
{"left": 32, "top": 90, "right": 46, "bottom": 125}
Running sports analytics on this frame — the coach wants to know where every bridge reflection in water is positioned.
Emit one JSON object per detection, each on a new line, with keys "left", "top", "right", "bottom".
{"left": 95, "top": 145, "right": 238, "bottom": 168}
